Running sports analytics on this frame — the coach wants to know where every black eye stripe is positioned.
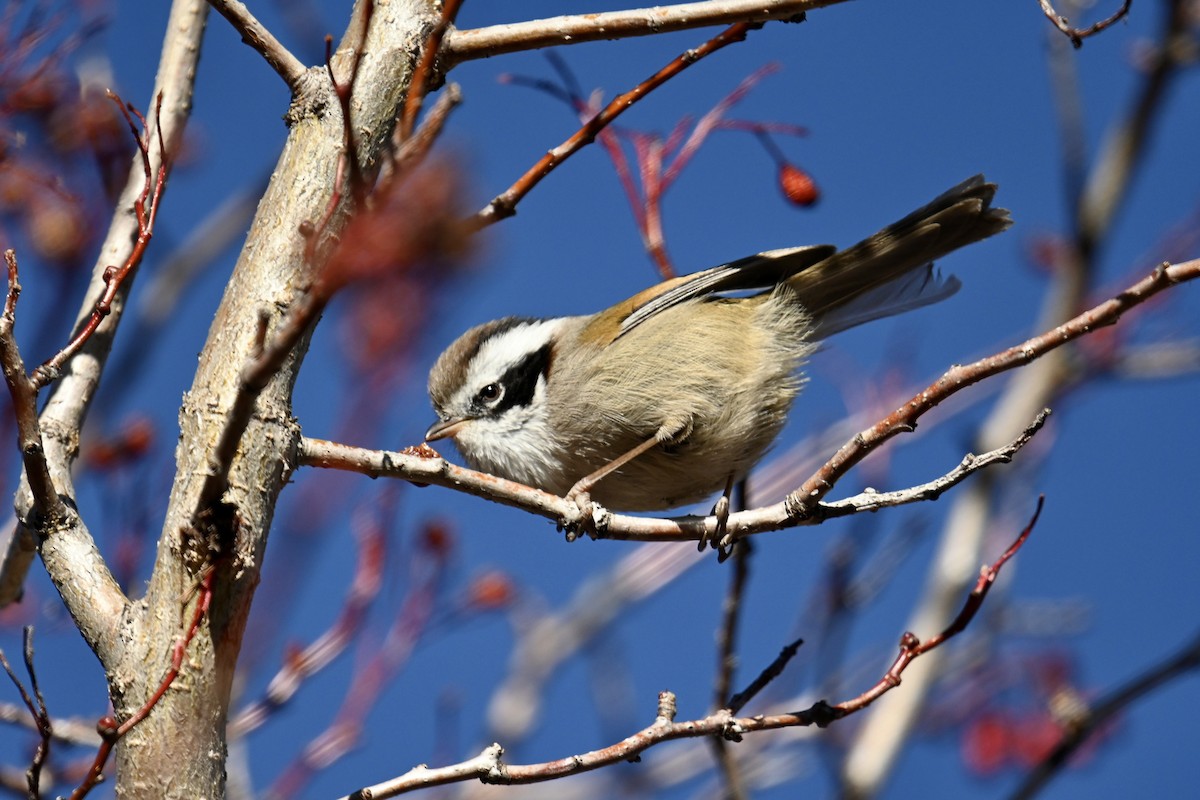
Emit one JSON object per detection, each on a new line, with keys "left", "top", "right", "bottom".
{"left": 485, "top": 342, "right": 553, "bottom": 415}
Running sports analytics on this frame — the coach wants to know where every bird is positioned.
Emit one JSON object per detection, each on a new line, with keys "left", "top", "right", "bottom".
{"left": 426, "top": 175, "right": 1011, "bottom": 546}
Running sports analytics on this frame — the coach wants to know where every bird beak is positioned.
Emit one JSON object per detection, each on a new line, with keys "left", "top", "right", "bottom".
{"left": 425, "top": 417, "right": 468, "bottom": 442}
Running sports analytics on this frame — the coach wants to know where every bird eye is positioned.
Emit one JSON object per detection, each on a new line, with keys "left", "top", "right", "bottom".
{"left": 477, "top": 383, "right": 503, "bottom": 405}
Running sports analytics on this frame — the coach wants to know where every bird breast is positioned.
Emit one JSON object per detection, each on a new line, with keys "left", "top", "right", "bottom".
{"left": 546, "top": 290, "right": 817, "bottom": 510}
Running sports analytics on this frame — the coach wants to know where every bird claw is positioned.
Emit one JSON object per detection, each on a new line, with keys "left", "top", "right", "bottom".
{"left": 698, "top": 493, "right": 733, "bottom": 555}
{"left": 562, "top": 489, "right": 605, "bottom": 541}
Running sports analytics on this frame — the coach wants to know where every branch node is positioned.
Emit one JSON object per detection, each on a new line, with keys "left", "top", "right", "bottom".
{"left": 655, "top": 690, "right": 678, "bottom": 724}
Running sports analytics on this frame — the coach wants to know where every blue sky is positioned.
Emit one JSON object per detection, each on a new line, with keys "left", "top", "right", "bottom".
{"left": 3, "top": 1, "right": 1199, "bottom": 798}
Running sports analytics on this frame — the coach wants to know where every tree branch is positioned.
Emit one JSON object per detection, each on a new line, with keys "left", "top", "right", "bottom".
{"left": 1010, "top": 628, "right": 1200, "bottom": 800}
{"left": 207, "top": 0, "right": 309, "bottom": 91}
{"left": 445, "top": 0, "right": 822, "bottom": 64}
{"left": 340, "top": 503, "right": 1038, "bottom": 798}
{"left": 785, "top": 259, "right": 1196, "bottom": 518}
{"left": 0, "top": 0, "right": 207, "bottom": 639}
{"left": 472, "top": 22, "right": 761, "bottom": 228}
{"left": 841, "top": 7, "right": 1190, "bottom": 786}
{"left": 302, "top": 258, "right": 1196, "bottom": 541}
{"left": 1037, "top": 0, "right": 1133, "bottom": 49}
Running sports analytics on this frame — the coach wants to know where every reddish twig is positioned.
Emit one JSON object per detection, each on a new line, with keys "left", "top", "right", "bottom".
{"left": 836, "top": 497, "right": 1042, "bottom": 715}
{"left": 31, "top": 91, "right": 168, "bottom": 391}
{"left": 662, "top": 63, "right": 781, "bottom": 187}
{"left": 340, "top": 501, "right": 1038, "bottom": 799}
{"left": 473, "top": 23, "right": 757, "bottom": 228}
{"left": 0, "top": 626, "right": 52, "bottom": 799}
{"left": 497, "top": 58, "right": 801, "bottom": 276}
{"left": 397, "top": 0, "right": 462, "bottom": 141}
{"left": 229, "top": 514, "right": 388, "bottom": 738}
{"left": 390, "top": 82, "right": 462, "bottom": 177}
{"left": 194, "top": 287, "right": 326, "bottom": 516}
{"left": 272, "top": 525, "right": 447, "bottom": 797}
{"left": 314, "top": 33, "right": 363, "bottom": 245}
{"left": 1038, "top": 0, "right": 1133, "bottom": 49}
{"left": 68, "top": 569, "right": 215, "bottom": 800}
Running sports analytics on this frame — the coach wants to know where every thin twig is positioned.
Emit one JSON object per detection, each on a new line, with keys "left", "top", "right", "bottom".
{"left": 472, "top": 23, "right": 758, "bottom": 228}
{"left": 207, "top": 0, "right": 309, "bottom": 90}
{"left": 0, "top": 627, "right": 53, "bottom": 800}
{"left": 445, "top": 0, "right": 819, "bottom": 64}
{"left": 819, "top": 410, "right": 1051, "bottom": 515}
{"left": 31, "top": 92, "right": 168, "bottom": 391}
{"left": 390, "top": 82, "right": 463, "bottom": 177}
{"left": 301, "top": 258, "right": 1198, "bottom": 540}
{"left": 339, "top": 503, "right": 1038, "bottom": 799}
{"left": 21, "top": 628, "right": 50, "bottom": 799}
{"left": 727, "top": 637, "right": 805, "bottom": 715}
{"left": 710, "top": 505, "right": 753, "bottom": 800}
{"left": 1009, "top": 629, "right": 1200, "bottom": 800}
{"left": 68, "top": 568, "right": 214, "bottom": 800}
{"left": 397, "top": 0, "right": 462, "bottom": 141}
{"left": 1037, "top": 0, "right": 1133, "bottom": 49}
{"left": 0, "top": 251, "right": 59, "bottom": 518}
{"left": 228, "top": 518, "right": 387, "bottom": 738}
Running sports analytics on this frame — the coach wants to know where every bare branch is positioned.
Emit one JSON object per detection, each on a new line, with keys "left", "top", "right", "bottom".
{"left": 397, "top": 0, "right": 463, "bottom": 141}
{"left": 207, "top": 0, "right": 309, "bottom": 90}
{"left": 726, "top": 637, "right": 804, "bottom": 715}
{"left": 818, "top": 410, "right": 1050, "bottom": 516}
{"left": 714, "top": 536, "right": 752, "bottom": 708}
{"left": 301, "top": 258, "right": 1196, "bottom": 542}
{"left": 68, "top": 569, "right": 214, "bottom": 800}
{"left": 784, "top": 260, "right": 1196, "bottom": 518}
{"left": 0, "top": 627, "right": 52, "bottom": 799}
{"left": 710, "top": 530, "right": 753, "bottom": 798}
{"left": 472, "top": 23, "right": 759, "bottom": 228}
{"left": 339, "top": 505, "right": 1037, "bottom": 798}
{"left": 389, "top": 83, "right": 463, "bottom": 178}
{"left": 1038, "top": 0, "right": 1133, "bottom": 49}
{"left": 1, "top": 0, "right": 207, "bottom": 621}
{"left": 445, "top": 0, "right": 821, "bottom": 64}
{"left": 0, "top": 252, "right": 58, "bottom": 519}
{"left": 1010, "top": 629, "right": 1200, "bottom": 800}
{"left": 31, "top": 92, "right": 169, "bottom": 392}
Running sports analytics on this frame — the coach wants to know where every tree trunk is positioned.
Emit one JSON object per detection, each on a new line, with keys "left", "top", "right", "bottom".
{"left": 109, "top": 2, "right": 437, "bottom": 795}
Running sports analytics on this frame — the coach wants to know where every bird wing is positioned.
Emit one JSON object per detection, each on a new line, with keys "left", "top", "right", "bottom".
{"left": 577, "top": 244, "right": 836, "bottom": 345}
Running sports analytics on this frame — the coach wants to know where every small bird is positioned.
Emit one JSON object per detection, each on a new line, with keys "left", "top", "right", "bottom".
{"left": 426, "top": 176, "right": 1010, "bottom": 542}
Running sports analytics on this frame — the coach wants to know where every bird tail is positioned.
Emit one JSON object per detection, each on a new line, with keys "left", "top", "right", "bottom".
{"left": 787, "top": 175, "right": 1012, "bottom": 337}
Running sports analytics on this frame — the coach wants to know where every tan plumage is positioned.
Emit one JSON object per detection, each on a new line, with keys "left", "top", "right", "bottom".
{"left": 427, "top": 176, "right": 1011, "bottom": 512}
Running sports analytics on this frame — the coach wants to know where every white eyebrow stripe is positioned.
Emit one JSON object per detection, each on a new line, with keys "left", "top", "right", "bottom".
{"left": 464, "top": 318, "right": 567, "bottom": 396}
